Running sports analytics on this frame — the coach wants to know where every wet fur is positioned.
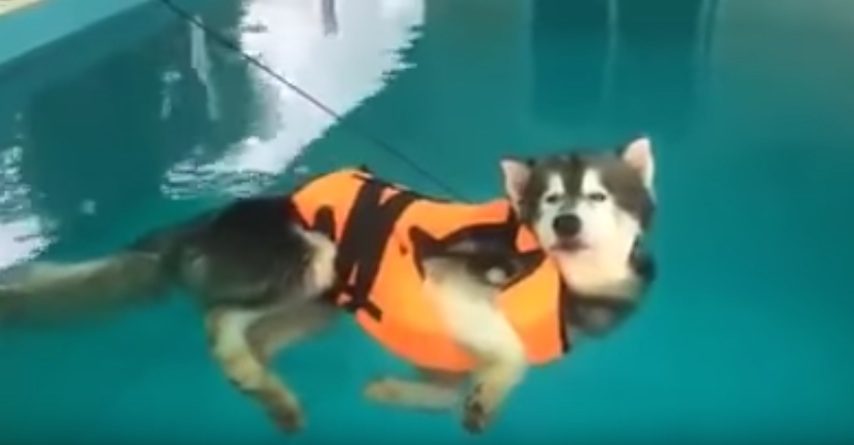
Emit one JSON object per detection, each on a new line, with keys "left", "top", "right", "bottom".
{"left": 0, "top": 138, "right": 656, "bottom": 434}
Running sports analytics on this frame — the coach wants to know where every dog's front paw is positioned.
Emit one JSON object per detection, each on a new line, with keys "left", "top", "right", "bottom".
{"left": 462, "top": 385, "right": 491, "bottom": 434}
{"left": 270, "top": 405, "right": 305, "bottom": 433}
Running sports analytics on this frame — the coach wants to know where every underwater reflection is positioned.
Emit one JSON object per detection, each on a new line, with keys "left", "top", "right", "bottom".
{"left": 530, "top": 0, "right": 713, "bottom": 141}
{"left": 161, "top": 0, "right": 425, "bottom": 199}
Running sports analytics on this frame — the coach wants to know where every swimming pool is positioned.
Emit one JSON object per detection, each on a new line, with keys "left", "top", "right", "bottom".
{"left": 1, "top": 0, "right": 854, "bottom": 443}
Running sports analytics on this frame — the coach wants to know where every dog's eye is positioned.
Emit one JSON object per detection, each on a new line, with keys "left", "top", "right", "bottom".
{"left": 544, "top": 194, "right": 560, "bottom": 204}
{"left": 588, "top": 192, "right": 607, "bottom": 202}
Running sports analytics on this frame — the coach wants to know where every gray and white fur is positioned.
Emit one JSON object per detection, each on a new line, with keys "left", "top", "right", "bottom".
{"left": 0, "top": 136, "right": 657, "bottom": 434}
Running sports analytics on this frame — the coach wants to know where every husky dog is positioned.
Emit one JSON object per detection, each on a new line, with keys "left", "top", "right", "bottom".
{"left": 0, "top": 136, "right": 656, "bottom": 434}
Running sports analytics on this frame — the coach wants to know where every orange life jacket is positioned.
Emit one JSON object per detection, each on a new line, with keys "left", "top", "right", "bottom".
{"left": 290, "top": 167, "right": 571, "bottom": 372}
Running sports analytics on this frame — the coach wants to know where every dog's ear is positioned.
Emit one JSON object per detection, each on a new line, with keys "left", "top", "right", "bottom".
{"left": 500, "top": 157, "right": 533, "bottom": 207}
{"left": 620, "top": 136, "right": 654, "bottom": 190}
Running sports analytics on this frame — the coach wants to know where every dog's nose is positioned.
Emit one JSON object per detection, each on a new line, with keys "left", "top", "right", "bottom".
{"left": 553, "top": 214, "right": 581, "bottom": 237}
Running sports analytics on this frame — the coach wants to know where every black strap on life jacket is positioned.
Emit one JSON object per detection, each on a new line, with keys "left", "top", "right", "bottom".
{"left": 337, "top": 179, "right": 418, "bottom": 319}
{"left": 558, "top": 280, "right": 572, "bottom": 354}
{"left": 407, "top": 206, "right": 540, "bottom": 283}
{"left": 299, "top": 171, "right": 422, "bottom": 321}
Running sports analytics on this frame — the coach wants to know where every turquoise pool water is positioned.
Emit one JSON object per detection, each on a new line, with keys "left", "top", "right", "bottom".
{"left": 2, "top": 0, "right": 854, "bottom": 443}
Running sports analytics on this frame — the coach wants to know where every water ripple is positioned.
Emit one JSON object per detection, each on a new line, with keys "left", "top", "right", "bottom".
{"left": 0, "top": 144, "right": 52, "bottom": 269}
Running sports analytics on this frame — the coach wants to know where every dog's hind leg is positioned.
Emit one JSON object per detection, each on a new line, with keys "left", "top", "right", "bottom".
{"left": 206, "top": 303, "right": 333, "bottom": 433}
{"left": 0, "top": 252, "right": 170, "bottom": 323}
{"left": 247, "top": 302, "right": 337, "bottom": 364}
{"left": 363, "top": 368, "right": 466, "bottom": 411}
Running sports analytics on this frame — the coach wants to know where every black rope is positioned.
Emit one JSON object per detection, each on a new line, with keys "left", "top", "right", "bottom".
{"left": 157, "top": 0, "right": 464, "bottom": 200}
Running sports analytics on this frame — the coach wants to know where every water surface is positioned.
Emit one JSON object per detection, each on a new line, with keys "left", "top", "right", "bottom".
{"left": 1, "top": 0, "right": 853, "bottom": 444}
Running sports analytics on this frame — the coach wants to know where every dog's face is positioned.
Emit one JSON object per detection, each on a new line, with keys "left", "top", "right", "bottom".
{"left": 501, "top": 136, "right": 654, "bottom": 257}
{"left": 500, "top": 137, "right": 656, "bottom": 334}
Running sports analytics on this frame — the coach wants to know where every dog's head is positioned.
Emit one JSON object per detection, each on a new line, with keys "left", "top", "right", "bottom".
{"left": 500, "top": 136, "right": 656, "bottom": 336}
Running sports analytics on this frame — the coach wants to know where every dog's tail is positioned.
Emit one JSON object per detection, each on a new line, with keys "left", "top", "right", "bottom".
{"left": 0, "top": 222, "right": 191, "bottom": 324}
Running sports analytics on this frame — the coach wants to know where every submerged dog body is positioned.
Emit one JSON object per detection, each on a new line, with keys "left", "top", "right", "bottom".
{"left": 0, "top": 137, "right": 657, "bottom": 433}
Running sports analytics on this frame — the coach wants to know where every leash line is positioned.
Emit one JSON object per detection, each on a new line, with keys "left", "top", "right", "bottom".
{"left": 156, "top": 0, "right": 465, "bottom": 200}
